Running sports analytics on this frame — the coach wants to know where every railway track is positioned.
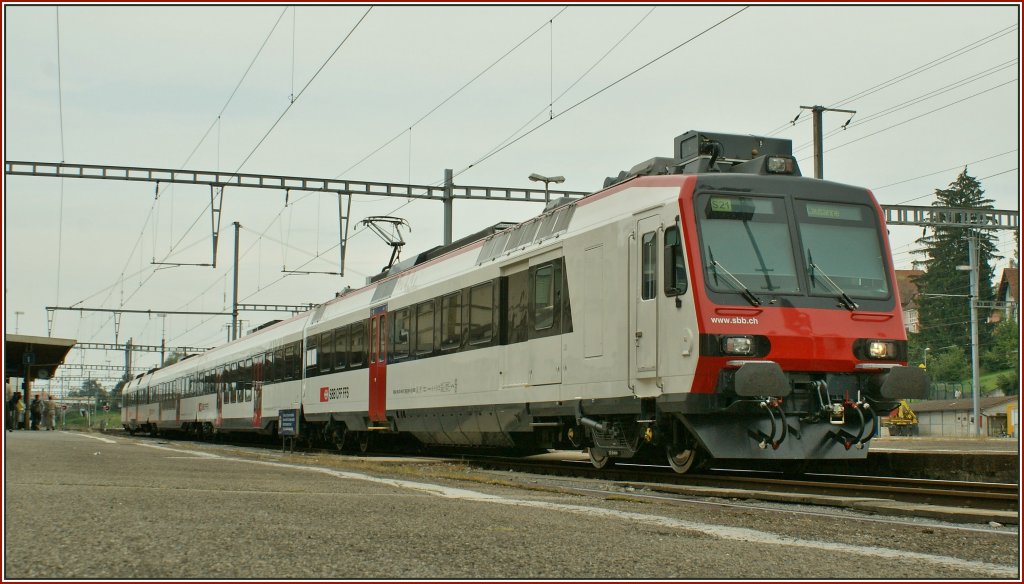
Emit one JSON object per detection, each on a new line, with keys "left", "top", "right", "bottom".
{"left": 111, "top": 429, "right": 1018, "bottom": 522}
{"left": 456, "top": 454, "right": 1020, "bottom": 516}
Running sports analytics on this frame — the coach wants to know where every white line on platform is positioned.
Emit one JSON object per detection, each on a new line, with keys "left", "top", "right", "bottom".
{"left": 73, "top": 433, "right": 117, "bottom": 444}
{"left": 133, "top": 442, "right": 1018, "bottom": 578}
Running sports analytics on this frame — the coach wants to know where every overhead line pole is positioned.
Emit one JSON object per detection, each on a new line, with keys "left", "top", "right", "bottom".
{"left": 799, "top": 105, "right": 857, "bottom": 179}
{"left": 232, "top": 221, "right": 241, "bottom": 341}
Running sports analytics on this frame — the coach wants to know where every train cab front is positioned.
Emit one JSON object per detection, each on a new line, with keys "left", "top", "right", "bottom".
{"left": 672, "top": 172, "right": 929, "bottom": 465}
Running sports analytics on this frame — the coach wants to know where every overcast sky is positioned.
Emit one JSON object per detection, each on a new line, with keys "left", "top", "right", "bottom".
{"left": 3, "top": 3, "right": 1020, "bottom": 386}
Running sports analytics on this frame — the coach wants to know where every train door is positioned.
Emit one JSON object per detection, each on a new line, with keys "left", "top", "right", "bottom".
{"left": 214, "top": 366, "right": 224, "bottom": 428}
{"left": 175, "top": 378, "right": 182, "bottom": 425}
{"left": 252, "top": 355, "right": 263, "bottom": 429}
{"left": 369, "top": 306, "right": 388, "bottom": 422}
{"left": 631, "top": 214, "right": 661, "bottom": 382}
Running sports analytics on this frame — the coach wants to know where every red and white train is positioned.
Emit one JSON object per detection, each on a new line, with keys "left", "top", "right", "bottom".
{"left": 122, "top": 130, "right": 927, "bottom": 472}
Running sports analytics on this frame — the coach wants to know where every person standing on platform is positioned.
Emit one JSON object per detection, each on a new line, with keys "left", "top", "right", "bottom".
{"left": 44, "top": 396, "right": 57, "bottom": 431}
{"left": 29, "top": 395, "right": 43, "bottom": 430}
{"left": 6, "top": 392, "right": 22, "bottom": 432}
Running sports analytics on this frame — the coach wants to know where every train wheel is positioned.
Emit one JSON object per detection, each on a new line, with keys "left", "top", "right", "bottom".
{"left": 666, "top": 444, "right": 699, "bottom": 474}
{"left": 588, "top": 448, "right": 614, "bottom": 469}
{"left": 328, "top": 425, "right": 347, "bottom": 451}
{"left": 358, "top": 432, "right": 371, "bottom": 453}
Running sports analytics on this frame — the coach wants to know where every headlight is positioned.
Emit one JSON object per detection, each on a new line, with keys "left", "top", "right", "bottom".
{"left": 766, "top": 156, "right": 794, "bottom": 174}
{"left": 722, "top": 336, "right": 754, "bottom": 355}
{"left": 868, "top": 341, "right": 896, "bottom": 359}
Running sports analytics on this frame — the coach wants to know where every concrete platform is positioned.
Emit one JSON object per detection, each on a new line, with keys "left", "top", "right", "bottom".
{"left": 841, "top": 437, "right": 1018, "bottom": 483}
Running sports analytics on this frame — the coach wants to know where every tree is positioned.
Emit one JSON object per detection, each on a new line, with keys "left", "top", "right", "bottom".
{"left": 983, "top": 319, "right": 1020, "bottom": 372}
{"left": 163, "top": 351, "right": 185, "bottom": 367}
{"left": 912, "top": 169, "right": 999, "bottom": 362}
{"left": 928, "top": 346, "right": 971, "bottom": 383}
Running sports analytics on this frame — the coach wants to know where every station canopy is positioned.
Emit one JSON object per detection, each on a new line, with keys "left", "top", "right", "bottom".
{"left": 4, "top": 334, "right": 77, "bottom": 381}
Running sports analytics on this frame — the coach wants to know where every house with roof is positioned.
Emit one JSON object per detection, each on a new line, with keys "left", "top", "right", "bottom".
{"left": 908, "top": 396, "right": 1018, "bottom": 437}
{"left": 990, "top": 265, "right": 1019, "bottom": 324}
{"left": 895, "top": 269, "right": 924, "bottom": 333}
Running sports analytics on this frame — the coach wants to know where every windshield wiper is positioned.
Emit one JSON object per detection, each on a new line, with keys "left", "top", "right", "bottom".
{"left": 707, "top": 247, "right": 761, "bottom": 307}
{"left": 808, "top": 250, "right": 859, "bottom": 311}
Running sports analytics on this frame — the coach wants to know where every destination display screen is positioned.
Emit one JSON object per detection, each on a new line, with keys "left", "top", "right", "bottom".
{"left": 804, "top": 202, "right": 865, "bottom": 221}
{"left": 704, "top": 196, "right": 776, "bottom": 220}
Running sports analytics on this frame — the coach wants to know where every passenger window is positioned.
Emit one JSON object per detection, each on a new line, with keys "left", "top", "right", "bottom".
{"left": 641, "top": 231, "right": 657, "bottom": 300}
{"left": 416, "top": 301, "right": 434, "bottom": 355}
{"left": 507, "top": 270, "right": 530, "bottom": 343}
{"left": 319, "top": 330, "right": 333, "bottom": 373}
{"left": 469, "top": 282, "right": 494, "bottom": 345}
{"left": 350, "top": 322, "right": 366, "bottom": 367}
{"left": 305, "top": 335, "right": 319, "bottom": 378}
{"left": 274, "top": 348, "right": 285, "bottom": 382}
{"left": 534, "top": 264, "right": 556, "bottom": 330}
{"left": 244, "top": 359, "right": 253, "bottom": 402}
{"left": 441, "top": 292, "right": 462, "bottom": 349}
{"left": 392, "top": 308, "right": 411, "bottom": 360}
{"left": 664, "top": 225, "right": 688, "bottom": 296}
{"left": 335, "top": 326, "right": 349, "bottom": 370}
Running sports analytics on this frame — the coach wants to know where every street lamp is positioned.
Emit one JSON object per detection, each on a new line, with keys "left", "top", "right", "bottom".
{"left": 14, "top": 311, "right": 24, "bottom": 333}
{"left": 923, "top": 347, "right": 930, "bottom": 369}
{"left": 528, "top": 173, "right": 565, "bottom": 201}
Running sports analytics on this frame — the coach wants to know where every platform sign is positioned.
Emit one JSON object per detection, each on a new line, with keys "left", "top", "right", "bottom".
{"left": 279, "top": 408, "right": 299, "bottom": 437}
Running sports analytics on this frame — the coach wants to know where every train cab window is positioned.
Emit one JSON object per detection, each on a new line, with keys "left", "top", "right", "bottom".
{"left": 534, "top": 264, "right": 557, "bottom": 330}
{"left": 795, "top": 201, "right": 890, "bottom": 300}
{"left": 696, "top": 194, "right": 800, "bottom": 295}
{"left": 641, "top": 231, "right": 657, "bottom": 300}
{"left": 350, "top": 322, "right": 366, "bottom": 367}
{"left": 415, "top": 300, "right": 435, "bottom": 355}
{"left": 664, "top": 225, "right": 688, "bottom": 296}
{"left": 318, "top": 330, "right": 334, "bottom": 373}
{"left": 469, "top": 282, "right": 494, "bottom": 345}
{"left": 392, "top": 308, "right": 411, "bottom": 360}
{"left": 441, "top": 292, "right": 462, "bottom": 349}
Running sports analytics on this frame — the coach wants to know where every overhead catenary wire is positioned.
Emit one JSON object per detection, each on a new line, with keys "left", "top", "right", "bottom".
{"left": 794, "top": 59, "right": 1018, "bottom": 152}
{"left": 764, "top": 24, "right": 1018, "bottom": 137}
{"left": 72, "top": 8, "right": 291, "bottom": 337}
{"left": 459, "top": 6, "right": 657, "bottom": 180}
{"left": 54, "top": 7, "right": 66, "bottom": 329}
{"left": 156, "top": 7, "right": 372, "bottom": 266}
{"left": 456, "top": 6, "right": 749, "bottom": 176}
{"left": 795, "top": 79, "right": 1016, "bottom": 163}
{"left": 873, "top": 149, "right": 1017, "bottom": 194}
{"left": 334, "top": 7, "right": 569, "bottom": 179}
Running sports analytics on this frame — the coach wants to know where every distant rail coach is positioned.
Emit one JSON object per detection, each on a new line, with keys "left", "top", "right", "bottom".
{"left": 122, "top": 130, "right": 928, "bottom": 473}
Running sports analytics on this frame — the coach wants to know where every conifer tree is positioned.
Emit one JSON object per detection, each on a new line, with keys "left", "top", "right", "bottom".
{"left": 912, "top": 169, "right": 999, "bottom": 363}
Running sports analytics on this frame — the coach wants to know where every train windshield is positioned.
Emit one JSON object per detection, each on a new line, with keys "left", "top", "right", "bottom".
{"left": 697, "top": 195, "right": 801, "bottom": 295}
{"left": 795, "top": 200, "right": 890, "bottom": 300}
{"left": 695, "top": 193, "right": 891, "bottom": 304}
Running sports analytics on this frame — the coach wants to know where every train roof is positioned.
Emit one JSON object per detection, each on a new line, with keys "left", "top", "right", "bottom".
{"left": 604, "top": 130, "right": 801, "bottom": 188}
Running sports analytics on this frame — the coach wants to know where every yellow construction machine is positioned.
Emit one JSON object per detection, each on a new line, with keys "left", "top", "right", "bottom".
{"left": 886, "top": 400, "right": 919, "bottom": 436}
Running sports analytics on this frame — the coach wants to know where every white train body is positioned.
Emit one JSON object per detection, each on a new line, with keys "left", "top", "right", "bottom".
{"left": 123, "top": 131, "right": 928, "bottom": 470}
